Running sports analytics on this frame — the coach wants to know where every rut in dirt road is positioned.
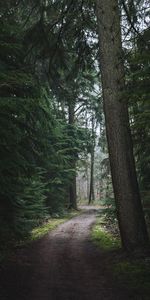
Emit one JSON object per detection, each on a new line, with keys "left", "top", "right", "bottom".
{"left": 0, "top": 208, "right": 135, "bottom": 300}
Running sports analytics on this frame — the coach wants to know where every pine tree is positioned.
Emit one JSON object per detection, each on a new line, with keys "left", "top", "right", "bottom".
{"left": 96, "top": 0, "right": 149, "bottom": 251}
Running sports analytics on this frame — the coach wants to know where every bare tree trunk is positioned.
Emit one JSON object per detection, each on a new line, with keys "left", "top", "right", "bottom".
{"left": 89, "top": 115, "right": 95, "bottom": 204}
{"left": 85, "top": 107, "right": 90, "bottom": 201}
{"left": 96, "top": 0, "right": 149, "bottom": 251}
{"left": 69, "top": 167, "right": 77, "bottom": 209}
{"left": 85, "top": 162, "right": 89, "bottom": 201}
{"left": 68, "top": 102, "right": 77, "bottom": 209}
{"left": 88, "top": 148, "right": 95, "bottom": 204}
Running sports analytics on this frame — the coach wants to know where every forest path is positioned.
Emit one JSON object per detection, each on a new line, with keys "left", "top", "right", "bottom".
{"left": 0, "top": 207, "right": 134, "bottom": 300}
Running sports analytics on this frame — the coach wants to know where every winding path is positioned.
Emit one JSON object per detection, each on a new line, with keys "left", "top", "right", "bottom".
{"left": 0, "top": 208, "right": 135, "bottom": 299}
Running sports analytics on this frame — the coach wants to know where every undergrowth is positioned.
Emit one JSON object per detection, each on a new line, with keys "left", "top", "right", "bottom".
{"left": 114, "top": 259, "right": 150, "bottom": 299}
{"left": 91, "top": 213, "right": 150, "bottom": 299}
{"left": 91, "top": 217, "right": 121, "bottom": 250}
{"left": 26, "top": 210, "right": 79, "bottom": 242}
{"left": 0, "top": 210, "right": 80, "bottom": 263}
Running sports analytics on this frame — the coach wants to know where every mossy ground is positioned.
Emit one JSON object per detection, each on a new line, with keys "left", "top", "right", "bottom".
{"left": 91, "top": 215, "right": 150, "bottom": 299}
{"left": 29, "top": 210, "right": 79, "bottom": 241}
{"left": 114, "top": 259, "right": 150, "bottom": 299}
{"left": 91, "top": 217, "right": 121, "bottom": 250}
{"left": 0, "top": 210, "right": 80, "bottom": 263}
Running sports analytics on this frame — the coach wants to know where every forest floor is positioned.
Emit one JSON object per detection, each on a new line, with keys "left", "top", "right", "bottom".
{"left": 0, "top": 207, "right": 149, "bottom": 300}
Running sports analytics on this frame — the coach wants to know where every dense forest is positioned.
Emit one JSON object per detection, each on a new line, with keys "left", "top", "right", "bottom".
{"left": 0, "top": 0, "right": 149, "bottom": 252}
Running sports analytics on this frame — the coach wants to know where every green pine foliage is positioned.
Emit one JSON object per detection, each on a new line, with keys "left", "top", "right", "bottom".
{"left": 0, "top": 2, "right": 79, "bottom": 238}
{"left": 0, "top": 94, "right": 72, "bottom": 236}
{"left": 126, "top": 28, "right": 150, "bottom": 209}
{"left": 0, "top": 0, "right": 94, "bottom": 238}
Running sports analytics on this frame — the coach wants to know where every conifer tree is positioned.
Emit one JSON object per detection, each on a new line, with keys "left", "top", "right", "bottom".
{"left": 96, "top": 0, "right": 149, "bottom": 251}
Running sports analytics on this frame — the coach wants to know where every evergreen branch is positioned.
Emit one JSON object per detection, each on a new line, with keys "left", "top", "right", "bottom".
{"left": 121, "top": 0, "right": 148, "bottom": 46}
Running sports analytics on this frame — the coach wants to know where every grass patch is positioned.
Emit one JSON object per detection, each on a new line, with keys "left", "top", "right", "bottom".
{"left": 29, "top": 210, "right": 79, "bottom": 241}
{"left": 91, "top": 216, "right": 150, "bottom": 298}
{"left": 91, "top": 218, "right": 121, "bottom": 250}
{"left": 30, "top": 219, "right": 65, "bottom": 240}
{"left": 114, "top": 259, "right": 150, "bottom": 299}
{"left": 0, "top": 210, "right": 80, "bottom": 262}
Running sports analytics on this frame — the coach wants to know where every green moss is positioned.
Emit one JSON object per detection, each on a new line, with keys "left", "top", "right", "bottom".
{"left": 0, "top": 210, "right": 80, "bottom": 262}
{"left": 91, "top": 221, "right": 121, "bottom": 250}
{"left": 17, "top": 210, "right": 80, "bottom": 244}
{"left": 114, "top": 260, "right": 150, "bottom": 298}
{"left": 29, "top": 214, "right": 76, "bottom": 241}
{"left": 30, "top": 219, "right": 64, "bottom": 240}
{"left": 91, "top": 218, "right": 150, "bottom": 298}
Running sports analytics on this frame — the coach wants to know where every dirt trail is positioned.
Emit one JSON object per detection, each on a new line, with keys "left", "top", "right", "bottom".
{"left": 0, "top": 208, "right": 135, "bottom": 300}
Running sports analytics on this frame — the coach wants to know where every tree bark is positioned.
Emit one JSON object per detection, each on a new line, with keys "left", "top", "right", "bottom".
{"left": 85, "top": 107, "right": 90, "bottom": 201}
{"left": 88, "top": 148, "right": 95, "bottom": 204}
{"left": 68, "top": 102, "right": 77, "bottom": 209}
{"left": 96, "top": 0, "right": 149, "bottom": 251}
{"left": 89, "top": 115, "right": 95, "bottom": 204}
{"left": 69, "top": 165, "right": 77, "bottom": 209}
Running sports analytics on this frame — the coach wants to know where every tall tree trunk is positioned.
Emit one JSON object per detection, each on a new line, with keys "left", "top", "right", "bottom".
{"left": 69, "top": 163, "right": 77, "bottom": 209}
{"left": 86, "top": 158, "right": 89, "bottom": 201}
{"left": 89, "top": 115, "right": 95, "bottom": 204}
{"left": 88, "top": 147, "right": 95, "bottom": 204}
{"left": 85, "top": 107, "right": 89, "bottom": 201}
{"left": 68, "top": 102, "right": 77, "bottom": 209}
{"left": 96, "top": 0, "right": 149, "bottom": 251}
